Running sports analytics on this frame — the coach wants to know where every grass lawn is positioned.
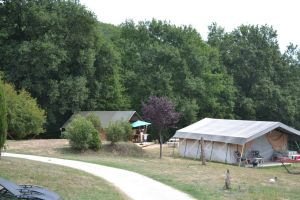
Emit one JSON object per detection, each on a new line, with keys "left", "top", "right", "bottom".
{"left": 6, "top": 139, "right": 300, "bottom": 200}
{"left": 0, "top": 156, "right": 128, "bottom": 200}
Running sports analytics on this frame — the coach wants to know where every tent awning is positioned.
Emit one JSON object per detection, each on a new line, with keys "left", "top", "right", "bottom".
{"left": 131, "top": 120, "right": 151, "bottom": 128}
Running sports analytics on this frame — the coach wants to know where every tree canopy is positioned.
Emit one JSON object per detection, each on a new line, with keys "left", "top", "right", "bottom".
{"left": 0, "top": 0, "right": 128, "bottom": 136}
{"left": 208, "top": 23, "right": 300, "bottom": 128}
{"left": 0, "top": 0, "right": 299, "bottom": 139}
{"left": 117, "top": 20, "right": 237, "bottom": 126}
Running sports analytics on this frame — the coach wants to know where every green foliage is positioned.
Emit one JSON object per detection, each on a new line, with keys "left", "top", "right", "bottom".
{"left": 208, "top": 23, "right": 300, "bottom": 128}
{"left": 178, "top": 99, "right": 199, "bottom": 126}
{"left": 105, "top": 121, "right": 133, "bottom": 144}
{"left": 0, "top": 0, "right": 129, "bottom": 134}
{"left": 86, "top": 113, "right": 101, "bottom": 130}
{"left": 4, "top": 83, "right": 45, "bottom": 139}
{"left": 121, "top": 121, "right": 134, "bottom": 141}
{"left": 0, "top": 0, "right": 299, "bottom": 135}
{"left": 88, "top": 128, "right": 101, "bottom": 150}
{"left": 0, "top": 80, "right": 7, "bottom": 155}
{"left": 117, "top": 20, "right": 236, "bottom": 123}
{"left": 66, "top": 115, "right": 100, "bottom": 150}
{"left": 105, "top": 123, "right": 123, "bottom": 144}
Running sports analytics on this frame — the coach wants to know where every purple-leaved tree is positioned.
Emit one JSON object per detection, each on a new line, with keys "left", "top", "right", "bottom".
{"left": 142, "top": 96, "right": 180, "bottom": 159}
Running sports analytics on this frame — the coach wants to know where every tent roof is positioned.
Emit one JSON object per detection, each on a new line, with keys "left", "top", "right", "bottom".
{"left": 61, "top": 111, "right": 138, "bottom": 129}
{"left": 131, "top": 120, "right": 151, "bottom": 128}
{"left": 174, "top": 118, "right": 300, "bottom": 145}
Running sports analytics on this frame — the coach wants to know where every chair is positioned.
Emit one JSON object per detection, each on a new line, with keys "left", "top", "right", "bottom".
{"left": 251, "top": 150, "right": 264, "bottom": 166}
{"left": 0, "top": 177, "right": 60, "bottom": 200}
{"left": 234, "top": 151, "right": 249, "bottom": 164}
{"left": 251, "top": 151, "right": 262, "bottom": 158}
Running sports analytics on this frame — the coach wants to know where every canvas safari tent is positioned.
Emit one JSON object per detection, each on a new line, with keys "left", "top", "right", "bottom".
{"left": 173, "top": 118, "right": 300, "bottom": 164}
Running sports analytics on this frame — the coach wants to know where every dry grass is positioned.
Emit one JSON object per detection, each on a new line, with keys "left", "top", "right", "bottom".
{"left": 6, "top": 139, "right": 69, "bottom": 155}
{"left": 6, "top": 139, "right": 300, "bottom": 200}
{"left": 0, "top": 156, "right": 128, "bottom": 200}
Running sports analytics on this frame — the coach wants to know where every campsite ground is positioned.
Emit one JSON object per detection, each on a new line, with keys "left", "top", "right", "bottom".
{"left": 5, "top": 139, "right": 300, "bottom": 200}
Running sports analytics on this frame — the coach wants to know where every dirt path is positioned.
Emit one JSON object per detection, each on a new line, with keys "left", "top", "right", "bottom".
{"left": 3, "top": 153, "right": 195, "bottom": 200}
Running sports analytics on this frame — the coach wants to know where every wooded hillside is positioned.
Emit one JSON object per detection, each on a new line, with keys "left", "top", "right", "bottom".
{"left": 0, "top": 0, "right": 299, "bottom": 137}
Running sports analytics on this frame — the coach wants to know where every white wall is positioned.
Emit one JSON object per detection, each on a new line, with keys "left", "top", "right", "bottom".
{"left": 178, "top": 139, "right": 238, "bottom": 164}
{"left": 179, "top": 134, "right": 289, "bottom": 163}
{"left": 245, "top": 135, "right": 273, "bottom": 161}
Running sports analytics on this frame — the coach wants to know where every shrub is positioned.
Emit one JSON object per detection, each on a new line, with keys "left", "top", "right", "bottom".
{"left": 121, "top": 121, "right": 133, "bottom": 141}
{"left": 106, "top": 122, "right": 123, "bottom": 145}
{"left": 88, "top": 128, "right": 101, "bottom": 150}
{"left": 66, "top": 115, "right": 100, "bottom": 151}
{"left": 4, "top": 84, "right": 45, "bottom": 139}
{"left": 86, "top": 113, "right": 101, "bottom": 130}
{"left": 105, "top": 121, "right": 133, "bottom": 144}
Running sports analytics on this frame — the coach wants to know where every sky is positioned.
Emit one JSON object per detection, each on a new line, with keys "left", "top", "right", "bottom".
{"left": 80, "top": 0, "right": 300, "bottom": 51}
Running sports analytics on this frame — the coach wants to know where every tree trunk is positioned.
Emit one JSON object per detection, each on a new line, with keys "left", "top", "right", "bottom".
{"left": 159, "top": 131, "right": 163, "bottom": 159}
{"left": 200, "top": 137, "right": 206, "bottom": 165}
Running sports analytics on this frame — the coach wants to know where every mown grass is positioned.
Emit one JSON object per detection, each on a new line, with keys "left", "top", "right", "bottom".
{"left": 6, "top": 139, "right": 300, "bottom": 200}
{"left": 0, "top": 156, "right": 128, "bottom": 200}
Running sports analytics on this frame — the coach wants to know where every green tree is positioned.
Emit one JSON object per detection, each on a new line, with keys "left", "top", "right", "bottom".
{"left": 208, "top": 23, "right": 299, "bottom": 128}
{"left": 0, "top": 79, "right": 7, "bottom": 157}
{"left": 0, "top": 0, "right": 128, "bottom": 135}
{"left": 281, "top": 44, "right": 300, "bottom": 128}
{"left": 4, "top": 83, "right": 45, "bottom": 139}
{"left": 117, "top": 20, "right": 236, "bottom": 123}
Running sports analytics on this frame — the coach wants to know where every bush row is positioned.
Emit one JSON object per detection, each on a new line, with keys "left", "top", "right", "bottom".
{"left": 65, "top": 114, "right": 134, "bottom": 151}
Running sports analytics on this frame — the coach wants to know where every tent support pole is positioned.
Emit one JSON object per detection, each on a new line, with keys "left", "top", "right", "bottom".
{"left": 210, "top": 141, "right": 214, "bottom": 161}
{"left": 172, "top": 137, "right": 176, "bottom": 158}
{"left": 200, "top": 137, "right": 206, "bottom": 165}
{"left": 239, "top": 144, "right": 245, "bottom": 167}
{"left": 225, "top": 143, "right": 229, "bottom": 163}
{"left": 195, "top": 140, "right": 200, "bottom": 160}
{"left": 183, "top": 139, "right": 188, "bottom": 158}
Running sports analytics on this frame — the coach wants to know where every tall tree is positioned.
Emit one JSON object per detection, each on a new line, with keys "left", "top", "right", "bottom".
{"left": 0, "top": 0, "right": 128, "bottom": 135}
{"left": 142, "top": 96, "right": 180, "bottom": 158}
{"left": 208, "top": 23, "right": 299, "bottom": 128}
{"left": 281, "top": 44, "right": 300, "bottom": 128}
{"left": 0, "top": 79, "right": 7, "bottom": 157}
{"left": 117, "top": 20, "right": 236, "bottom": 127}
